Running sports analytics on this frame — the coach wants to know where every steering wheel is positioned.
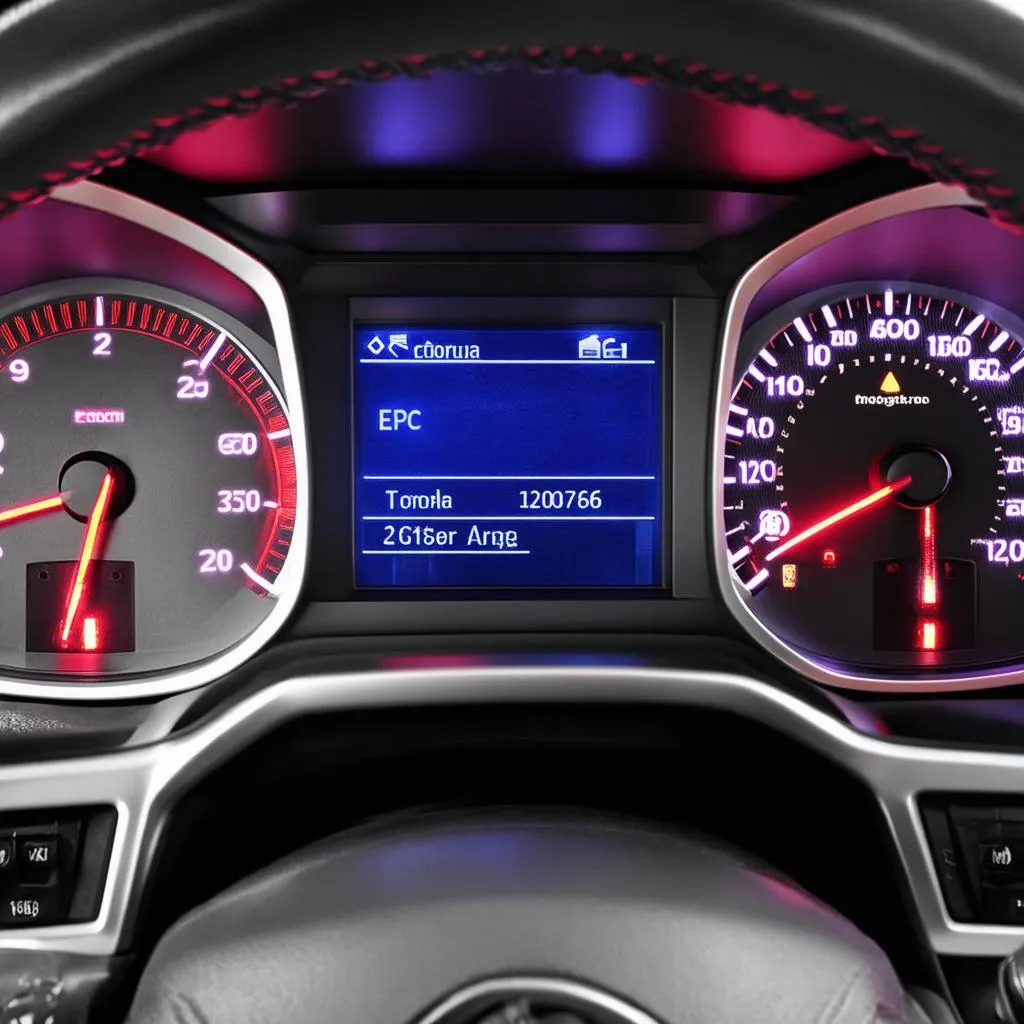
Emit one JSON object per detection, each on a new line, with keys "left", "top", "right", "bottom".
{"left": 0, "top": 0, "right": 1013, "bottom": 1020}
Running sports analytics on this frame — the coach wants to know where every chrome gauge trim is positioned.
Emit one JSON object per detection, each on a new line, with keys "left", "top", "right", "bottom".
{"left": 0, "top": 180, "right": 311, "bottom": 701}
{"left": 416, "top": 976, "right": 662, "bottom": 1024}
{"left": 709, "top": 182, "right": 1013, "bottom": 693}
{"left": 0, "top": 664, "right": 1019, "bottom": 959}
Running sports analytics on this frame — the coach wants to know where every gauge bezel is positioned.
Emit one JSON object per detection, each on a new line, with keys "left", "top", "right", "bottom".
{"left": 708, "top": 182, "right": 1024, "bottom": 693}
{"left": 0, "top": 180, "right": 311, "bottom": 700}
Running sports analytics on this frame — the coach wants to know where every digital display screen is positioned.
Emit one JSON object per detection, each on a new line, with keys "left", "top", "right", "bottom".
{"left": 353, "top": 324, "right": 664, "bottom": 589}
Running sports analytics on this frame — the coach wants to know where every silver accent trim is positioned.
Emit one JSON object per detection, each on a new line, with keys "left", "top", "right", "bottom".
{"left": 416, "top": 975, "right": 661, "bottom": 1024}
{"left": 709, "top": 182, "right": 1020, "bottom": 693}
{"left": 0, "top": 180, "right": 311, "bottom": 700}
{"left": 0, "top": 664, "right": 1020, "bottom": 958}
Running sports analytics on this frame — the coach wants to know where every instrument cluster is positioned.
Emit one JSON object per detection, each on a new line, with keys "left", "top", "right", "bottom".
{"left": 1, "top": 175, "right": 1022, "bottom": 698}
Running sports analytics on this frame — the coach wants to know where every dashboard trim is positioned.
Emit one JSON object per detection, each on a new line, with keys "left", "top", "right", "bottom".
{"left": 0, "top": 664, "right": 1017, "bottom": 958}
{"left": 708, "top": 182, "right": 1018, "bottom": 693}
{"left": 0, "top": 180, "right": 312, "bottom": 701}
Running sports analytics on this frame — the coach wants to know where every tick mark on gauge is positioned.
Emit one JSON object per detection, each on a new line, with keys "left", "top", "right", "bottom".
{"left": 267, "top": 428, "right": 291, "bottom": 441}
{"left": 240, "top": 562, "right": 279, "bottom": 595}
{"left": 198, "top": 331, "right": 226, "bottom": 372}
{"left": 965, "top": 313, "right": 986, "bottom": 335}
{"left": 94, "top": 296, "right": 104, "bottom": 328}
{"left": 745, "top": 568, "right": 769, "bottom": 591}
{"left": 729, "top": 546, "right": 751, "bottom": 565}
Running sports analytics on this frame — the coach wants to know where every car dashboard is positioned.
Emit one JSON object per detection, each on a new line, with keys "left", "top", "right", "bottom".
{"left": 1, "top": 72, "right": 1024, "bottom": 1022}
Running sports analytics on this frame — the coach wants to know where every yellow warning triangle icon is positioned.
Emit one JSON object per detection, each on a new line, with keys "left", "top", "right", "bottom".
{"left": 880, "top": 371, "right": 901, "bottom": 394}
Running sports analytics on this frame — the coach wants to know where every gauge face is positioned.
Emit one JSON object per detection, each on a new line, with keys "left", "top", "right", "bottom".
{"left": 0, "top": 280, "right": 298, "bottom": 679}
{"left": 720, "top": 285, "right": 1024, "bottom": 676}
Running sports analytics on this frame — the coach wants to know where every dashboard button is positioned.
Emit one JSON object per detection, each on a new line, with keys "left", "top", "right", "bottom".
{"left": 17, "top": 838, "right": 56, "bottom": 884}
{"left": 0, "top": 839, "right": 13, "bottom": 872}
{"left": 980, "top": 842, "right": 1022, "bottom": 880}
{"left": 0, "top": 889, "right": 58, "bottom": 925}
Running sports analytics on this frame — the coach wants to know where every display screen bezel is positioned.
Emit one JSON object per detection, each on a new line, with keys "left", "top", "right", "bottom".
{"left": 348, "top": 298, "right": 673, "bottom": 600}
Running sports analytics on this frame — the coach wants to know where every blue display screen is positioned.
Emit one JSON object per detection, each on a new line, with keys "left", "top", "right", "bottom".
{"left": 353, "top": 324, "right": 664, "bottom": 588}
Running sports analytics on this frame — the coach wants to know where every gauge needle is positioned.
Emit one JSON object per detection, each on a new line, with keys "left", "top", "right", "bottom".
{"left": 60, "top": 469, "right": 115, "bottom": 647}
{"left": 0, "top": 494, "right": 64, "bottom": 526}
{"left": 765, "top": 475, "right": 912, "bottom": 563}
{"left": 920, "top": 505, "right": 939, "bottom": 608}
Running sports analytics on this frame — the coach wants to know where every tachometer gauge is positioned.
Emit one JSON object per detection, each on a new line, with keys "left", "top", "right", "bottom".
{"left": 0, "top": 279, "right": 300, "bottom": 685}
{"left": 717, "top": 284, "right": 1024, "bottom": 683}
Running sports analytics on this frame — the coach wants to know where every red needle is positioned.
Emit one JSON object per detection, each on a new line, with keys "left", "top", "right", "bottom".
{"left": 60, "top": 469, "right": 115, "bottom": 647}
{"left": 0, "top": 494, "right": 64, "bottom": 526}
{"left": 916, "top": 504, "right": 941, "bottom": 652}
{"left": 765, "top": 475, "right": 912, "bottom": 563}
{"left": 920, "top": 504, "right": 939, "bottom": 608}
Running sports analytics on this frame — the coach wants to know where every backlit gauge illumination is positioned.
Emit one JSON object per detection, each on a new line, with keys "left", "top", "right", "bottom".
{"left": 719, "top": 284, "right": 1024, "bottom": 679}
{"left": 0, "top": 279, "right": 299, "bottom": 682}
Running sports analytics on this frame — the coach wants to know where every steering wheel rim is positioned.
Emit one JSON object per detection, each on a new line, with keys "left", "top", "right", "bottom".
{"left": 0, "top": 0, "right": 1019, "bottom": 224}
{"left": 0, "top": 1, "right": 1009, "bottom": 1019}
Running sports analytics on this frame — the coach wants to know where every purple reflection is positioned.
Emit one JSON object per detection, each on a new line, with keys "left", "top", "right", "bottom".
{"left": 357, "top": 75, "right": 478, "bottom": 165}
{"left": 369, "top": 832, "right": 530, "bottom": 883}
{"left": 748, "top": 206, "right": 1024, "bottom": 325}
{"left": 709, "top": 191, "right": 789, "bottom": 237}
{"left": 573, "top": 75, "right": 652, "bottom": 166}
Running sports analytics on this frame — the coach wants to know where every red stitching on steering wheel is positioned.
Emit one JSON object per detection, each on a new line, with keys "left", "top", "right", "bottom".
{"left": 3, "top": 46, "right": 1016, "bottom": 226}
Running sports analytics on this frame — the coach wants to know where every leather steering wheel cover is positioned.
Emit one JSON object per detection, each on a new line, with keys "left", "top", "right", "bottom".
{"left": 125, "top": 815, "right": 911, "bottom": 1024}
{"left": 0, "top": 0, "right": 1021, "bottom": 221}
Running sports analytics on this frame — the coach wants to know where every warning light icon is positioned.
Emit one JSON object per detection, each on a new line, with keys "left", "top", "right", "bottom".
{"left": 782, "top": 564, "right": 798, "bottom": 589}
{"left": 880, "top": 371, "right": 901, "bottom": 394}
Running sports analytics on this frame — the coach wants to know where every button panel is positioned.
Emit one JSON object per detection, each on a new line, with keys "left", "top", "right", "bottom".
{"left": 0, "top": 822, "right": 73, "bottom": 926}
{"left": 0, "top": 807, "right": 117, "bottom": 929}
{"left": 920, "top": 799, "right": 1024, "bottom": 924}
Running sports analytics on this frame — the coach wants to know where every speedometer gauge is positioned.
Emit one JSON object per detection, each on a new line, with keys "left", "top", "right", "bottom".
{"left": 0, "top": 278, "right": 300, "bottom": 685}
{"left": 718, "top": 283, "right": 1024, "bottom": 682}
